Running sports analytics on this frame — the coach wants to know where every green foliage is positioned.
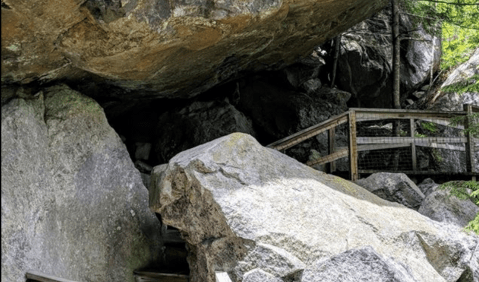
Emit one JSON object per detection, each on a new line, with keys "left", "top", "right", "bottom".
{"left": 449, "top": 112, "right": 479, "bottom": 138}
{"left": 421, "top": 122, "right": 438, "bottom": 133}
{"left": 441, "top": 74, "right": 479, "bottom": 93}
{"left": 464, "top": 215, "right": 479, "bottom": 234}
{"left": 404, "top": 0, "right": 479, "bottom": 70}
{"left": 439, "top": 180, "right": 479, "bottom": 234}
{"left": 441, "top": 23, "right": 479, "bottom": 69}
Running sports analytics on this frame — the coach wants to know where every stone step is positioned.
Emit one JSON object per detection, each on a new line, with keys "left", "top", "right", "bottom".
{"left": 134, "top": 271, "right": 189, "bottom": 282}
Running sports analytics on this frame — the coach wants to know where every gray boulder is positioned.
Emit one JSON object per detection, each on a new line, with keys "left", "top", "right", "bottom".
{"left": 1, "top": 85, "right": 162, "bottom": 282}
{"left": 150, "top": 133, "right": 478, "bottom": 282}
{"left": 419, "top": 182, "right": 479, "bottom": 228}
{"left": 301, "top": 246, "right": 417, "bottom": 282}
{"left": 417, "top": 178, "right": 439, "bottom": 197}
{"left": 355, "top": 173, "right": 425, "bottom": 210}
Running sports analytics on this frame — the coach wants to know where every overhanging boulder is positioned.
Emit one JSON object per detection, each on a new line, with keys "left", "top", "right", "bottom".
{"left": 2, "top": 0, "right": 387, "bottom": 97}
{"left": 150, "top": 133, "right": 478, "bottom": 282}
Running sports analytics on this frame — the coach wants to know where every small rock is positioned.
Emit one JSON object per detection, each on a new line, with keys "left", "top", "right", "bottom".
{"left": 356, "top": 172, "right": 425, "bottom": 210}
{"left": 301, "top": 78, "right": 322, "bottom": 94}
{"left": 135, "top": 142, "right": 152, "bottom": 161}
{"left": 135, "top": 160, "right": 153, "bottom": 173}
{"left": 421, "top": 84, "right": 431, "bottom": 91}
{"left": 406, "top": 99, "right": 414, "bottom": 105}
{"left": 417, "top": 178, "right": 438, "bottom": 197}
{"left": 412, "top": 91, "right": 426, "bottom": 99}
{"left": 140, "top": 173, "right": 151, "bottom": 189}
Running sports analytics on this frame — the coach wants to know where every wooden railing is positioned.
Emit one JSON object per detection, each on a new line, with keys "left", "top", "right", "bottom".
{"left": 267, "top": 104, "right": 478, "bottom": 181}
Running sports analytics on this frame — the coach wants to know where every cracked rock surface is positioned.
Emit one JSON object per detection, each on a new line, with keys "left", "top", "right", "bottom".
{"left": 150, "top": 133, "right": 478, "bottom": 282}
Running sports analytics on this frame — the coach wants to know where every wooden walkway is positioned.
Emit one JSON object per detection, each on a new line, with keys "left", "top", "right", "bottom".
{"left": 267, "top": 104, "right": 478, "bottom": 181}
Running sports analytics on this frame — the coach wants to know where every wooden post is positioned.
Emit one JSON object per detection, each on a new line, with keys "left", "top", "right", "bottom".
{"left": 464, "top": 104, "right": 476, "bottom": 175}
{"left": 329, "top": 128, "right": 336, "bottom": 173}
{"left": 410, "top": 119, "right": 417, "bottom": 171}
{"left": 348, "top": 111, "right": 358, "bottom": 181}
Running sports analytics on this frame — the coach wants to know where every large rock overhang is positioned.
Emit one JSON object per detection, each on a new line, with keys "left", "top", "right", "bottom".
{"left": 1, "top": 0, "right": 388, "bottom": 98}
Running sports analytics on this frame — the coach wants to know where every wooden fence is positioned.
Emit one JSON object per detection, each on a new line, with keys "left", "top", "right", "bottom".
{"left": 267, "top": 104, "right": 478, "bottom": 181}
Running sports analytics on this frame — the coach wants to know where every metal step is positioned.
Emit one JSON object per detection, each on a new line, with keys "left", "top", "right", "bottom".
{"left": 26, "top": 271, "right": 77, "bottom": 282}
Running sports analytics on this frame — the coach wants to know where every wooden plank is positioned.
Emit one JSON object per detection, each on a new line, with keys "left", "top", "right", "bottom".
{"left": 328, "top": 128, "right": 336, "bottom": 173}
{"left": 410, "top": 119, "right": 417, "bottom": 171}
{"left": 464, "top": 104, "right": 476, "bottom": 173}
{"left": 356, "top": 137, "right": 467, "bottom": 144}
{"left": 357, "top": 143, "right": 410, "bottom": 151}
{"left": 351, "top": 107, "right": 466, "bottom": 115}
{"left": 416, "top": 143, "right": 465, "bottom": 151}
{"left": 349, "top": 111, "right": 358, "bottom": 181}
{"left": 307, "top": 148, "right": 349, "bottom": 167}
{"left": 355, "top": 111, "right": 465, "bottom": 122}
{"left": 134, "top": 271, "right": 189, "bottom": 282}
{"left": 306, "top": 144, "right": 411, "bottom": 167}
{"left": 418, "top": 118, "right": 464, "bottom": 130}
{"left": 267, "top": 112, "right": 348, "bottom": 151}
{"left": 26, "top": 272, "right": 77, "bottom": 282}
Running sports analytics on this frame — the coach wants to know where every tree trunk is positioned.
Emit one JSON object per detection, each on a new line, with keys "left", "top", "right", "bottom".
{"left": 391, "top": 0, "right": 401, "bottom": 170}
{"left": 331, "top": 35, "right": 341, "bottom": 88}
{"left": 392, "top": 0, "right": 401, "bottom": 110}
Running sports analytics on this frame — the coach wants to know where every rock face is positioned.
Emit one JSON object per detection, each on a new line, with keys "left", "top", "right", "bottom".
{"left": 1, "top": 85, "right": 162, "bottom": 282}
{"left": 150, "top": 133, "right": 478, "bottom": 282}
{"left": 431, "top": 48, "right": 479, "bottom": 111}
{"left": 155, "top": 99, "right": 256, "bottom": 163}
{"left": 1, "top": 0, "right": 387, "bottom": 97}
{"left": 337, "top": 5, "right": 441, "bottom": 108}
{"left": 355, "top": 172, "right": 425, "bottom": 210}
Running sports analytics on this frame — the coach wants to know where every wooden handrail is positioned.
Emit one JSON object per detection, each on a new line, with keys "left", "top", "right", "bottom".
{"left": 268, "top": 104, "right": 478, "bottom": 180}
{"left": 267, "top": 112, "right": 348, "bottom": 150}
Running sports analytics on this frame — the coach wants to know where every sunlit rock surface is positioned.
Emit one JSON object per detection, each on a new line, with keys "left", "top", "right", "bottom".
{"left": 150, "top": 133, "right": 478, "bottom": 282}
{"left": 2, "top": 0, "right": 387, "bottom": 97}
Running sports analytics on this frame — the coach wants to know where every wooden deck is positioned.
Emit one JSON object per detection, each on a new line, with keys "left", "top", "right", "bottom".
{"left": 268, "top": 104, "right": 479, "bottom": 181}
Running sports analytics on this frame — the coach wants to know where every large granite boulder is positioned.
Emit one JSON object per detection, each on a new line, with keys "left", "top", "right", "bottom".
{"left": 150, "top": 133, "right": 478, "bottom": 282}
{"left": 1, "top": 85, "right": 163, "bottom": 282}
{"left": 355, "top": 172, "right": 425, "bottom": 210}
{"left": 1, "top": 0, "right": 387, "bottom": 97}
